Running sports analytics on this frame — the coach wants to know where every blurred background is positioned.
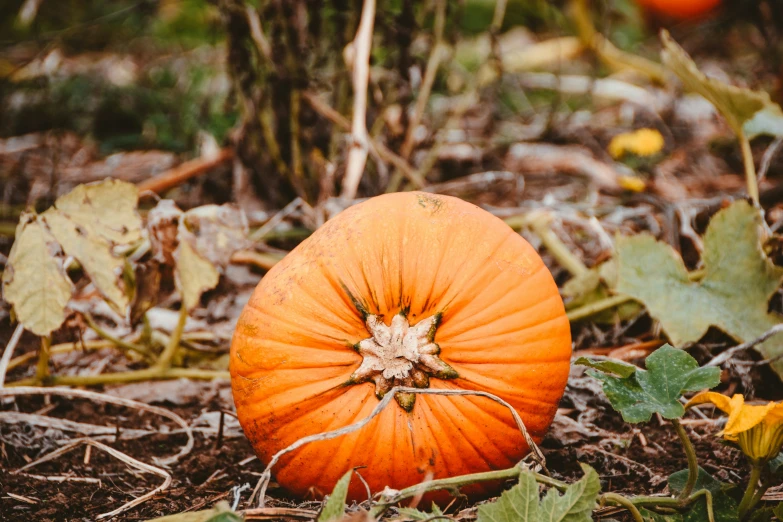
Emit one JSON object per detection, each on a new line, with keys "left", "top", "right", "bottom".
{"left": 2, "top": 0, "right": 782, "bottom": 218}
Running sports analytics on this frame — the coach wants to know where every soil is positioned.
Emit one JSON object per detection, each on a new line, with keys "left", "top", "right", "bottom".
{"left": 0, "top": 360, "right": 749, "bottom": 522}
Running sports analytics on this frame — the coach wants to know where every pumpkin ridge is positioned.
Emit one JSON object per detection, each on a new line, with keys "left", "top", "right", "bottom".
{"left": 440, "top": 287, "right": 562, "bottom": 342}
{"left": 425, "top": 393, "right": 500, "bottom": 471}
{"left": 440, "top": 262, "right": 550, "bottom": 335}
{"left": 432, "top": 388, "right": 519, "bottom": 465}
{"left": 432, "top": 226, "right": 520, "bottom": 317}
{"left": 434, "top": 378, "right": 556, "bottom": 435}
{"left": 442, "top": 313, "right": 571, "bottom": 352}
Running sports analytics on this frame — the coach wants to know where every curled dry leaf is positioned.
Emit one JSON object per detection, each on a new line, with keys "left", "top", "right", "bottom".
{"left": 175, "top": 204, "right": 249, "bottom": 311}
{"left": 1, "top": 213, "right": 73, "bottom": 336}
{"left": 148, "top": 199, "right": 183, "bottom": 266}
{"left": 42, "top": 179, "right": 142, "bottom": 313}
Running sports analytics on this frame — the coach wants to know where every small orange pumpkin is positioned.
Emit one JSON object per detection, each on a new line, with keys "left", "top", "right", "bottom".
{"left": 636, "top": 0, "right": 721, "bottom": 20}
{"left": 230, "top": 192, "right": 571, "bottom": 501}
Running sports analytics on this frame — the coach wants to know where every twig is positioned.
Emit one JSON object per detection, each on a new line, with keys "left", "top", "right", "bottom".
{"left": 0, "top": 323, "right": 24, "bottom": 387}
{"left": 83, "top": 312, "right": 152, "bottom": 361}
{"left": 758, "top": 137, "right": 783, "bottom": 182}
{"left": 704, "top": 324, "right": 783, "bottom": 367}
{"left": 340, "top": 0, "right": 376, "bottom": 200}
{"left": 527, "top": 212, "right": 589, "bottom": 277}
{"left": 17, "top": 472, "right": 102, "bottom": 485}
{"left": 249, "top": 197, "right": 303, "bottom": 242}
{"left": 0, "top": 411, "right": 151, "bottom": 439}
{"left": 242, "top": 507, "right": 317, "bottom": 520}
{"left": 14, "top": 438, "right": 171, "bottom": 519}
{"left": 245, "top": 5, "right": 272, "bottom": 61}
{"left": 399, "top": 0, "right": 447, "bottom": 161}
{"left": 506, "top": 143, "right": 623, "bottom": 192}
{"left": 136, "top": 148, "right": 234, "bottom": 195}
{"left": 154, "top": 305, "right": 188, "bottom": 370}
{"left": 0, "top": 386, "right": 193, "bottom": 465}
{"left": 6, "top": 340, "right": 115, "bottom": 372}
{"left": 231, "top": 250, "right": 283, "bottom": 271}
{"left": 303, "top": 91, "right": 424, "bottom": 187}
{"left": 249, "top": 386, "right": 546, "bottom": 508}
{"left": 8, "top": 367, "right": 229, "bottom": 387}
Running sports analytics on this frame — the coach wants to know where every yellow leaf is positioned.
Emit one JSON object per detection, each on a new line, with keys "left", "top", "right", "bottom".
{"left": 609, "top": 128, "right": 665, "bottom": 159}
{"left": 1, "top": 214, "right": 73, "bottom": 336}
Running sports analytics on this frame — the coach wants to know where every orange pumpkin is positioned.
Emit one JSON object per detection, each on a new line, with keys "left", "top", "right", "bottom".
{"left": 636, "top": 0, "right": 721, "bottom": 20}
{"left": 230, "top": 192, "right": 571, "bottom": 501}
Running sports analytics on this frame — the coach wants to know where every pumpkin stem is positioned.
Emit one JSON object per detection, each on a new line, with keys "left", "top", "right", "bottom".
{"left": 349, "top": 313, "right": 458, "bottom": 411}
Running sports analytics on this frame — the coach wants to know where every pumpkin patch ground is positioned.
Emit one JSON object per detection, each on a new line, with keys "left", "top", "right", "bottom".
{"left": 3, "top": 1, "right": 783, "bottom": 521}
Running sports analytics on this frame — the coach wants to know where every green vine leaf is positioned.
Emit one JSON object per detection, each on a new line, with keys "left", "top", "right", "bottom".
{"left": 1, "top": 214, "right": 73, "bottom": 336}
{"left": 669, "top": 468, "right": 739, "bottom": 522}
{"left": 616, "top": 200, "right": 783, "bottom": 378}
{"left": 476, "top": 464, "right": 599, "bottom": 522}
{"left": 660, "top": 30, "right": 780, "bottom": 137}
{"left": 581, "top": 345, "right": 720, "bottom": 423}
{"left": 317, "top": 469, "right": 353, "bottom": 522}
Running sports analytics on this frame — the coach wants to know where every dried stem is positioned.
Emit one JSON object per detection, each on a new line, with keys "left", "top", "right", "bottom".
{"left": 8, "top": 367, "right": 229, "bottom": 387}
{"left": 340, "top": 0, "right": 376, "bottom": 200}
{"left": 136, "top": 148, "right": 234, "bottom": 195}
{"left": 0, "top": 323, "right": 24, "bottom": 387}
{"left": 36, "top": 335, "right": 51, "bottom": 384}
{"left": 14, "top": 438, "right": 171, "bottom": 519}
{"left": 83, "top": 312, "right": 152, "bottom": 361}
{"left": 303, "top": 91, "right": 424, "bottom": 187}
{"left": 154, "top": 305, "right": 188, "bottom": 370}
{"left": 399, "top": 0, "right": 447, "bottom": 160}
{"left": 739, "top": 130, "right": 760, "bottom": 208}
{"left": 527, "top": 212, "right": 589, "bottom": 277}
{"left": 250, "top": 385, "right": 546, "bottom": 508}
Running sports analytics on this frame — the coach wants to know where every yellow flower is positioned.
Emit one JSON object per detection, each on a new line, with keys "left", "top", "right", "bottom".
{"left": 608, "top": 128, "right": 665, "bottom": 159}
{"left": 686, "top": 392, "right": 783, "bottom": 462}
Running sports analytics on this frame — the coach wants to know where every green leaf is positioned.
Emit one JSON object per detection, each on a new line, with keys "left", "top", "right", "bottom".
{"left": 477, "top": 464, "right": 599, "bottom": 522}
{"left": 616, "top": 200, "right": 783, "bottom": 378}
{"left": 1, "top": 214, "right": 73, "bottom": 336}
{"left": 668, "top": 467, "right": 723, "bottom": 496}
{"left": 539, "top": 464, "right": 600, "bottom": 521}
{"left": 588, "top": 345, "right": 721, "bottom": 423}
{"left": 668, "top": 468, "right": 739, "bottom": 522}
{"left": 397, "top": 504, "right": 444, "bottom": 520}
{"left": 574, "top": 357, "right": 637, "bottom": 378}
{"left": 639, "top": 509, "right": 682, "bottom": 522}
{"left": 773, "top": 502, "right": 783, "bottom": 518}
{"left": 477, "top": 471, "right": 540, "bottom": 522}
{"left": 770, "top": 453, "right": 783, "bottom": 475}
{"left": 660, "top": 30, "right": 777, "bottom": 136}
{"left": 318, "top": 469, "right": 353, "bottom": 522}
